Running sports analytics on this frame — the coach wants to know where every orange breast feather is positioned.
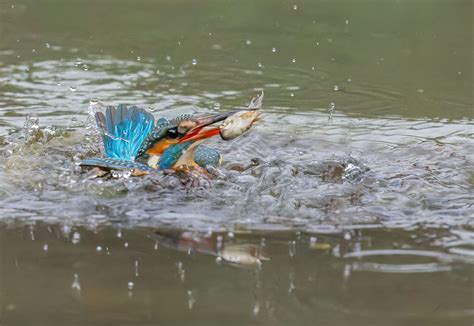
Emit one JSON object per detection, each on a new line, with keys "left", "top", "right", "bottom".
{"left": 146, "top": 138, "right": 178, "bottom": 155}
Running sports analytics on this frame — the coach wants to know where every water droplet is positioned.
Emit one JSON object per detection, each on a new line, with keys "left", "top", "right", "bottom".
{"left": 69, "top": 86, "right": 77, "bottom": 92}
{"left": 316, "top": 42, "right": 320, "bottom": 46}
{"left": 271, "top": 47, "right": 277, "bottom": 53}
{"left": 29, "top": 228, "right": 35, "bottom": 241}
{"left": 177, "top": 262, "right": 185, "bottom": 282}
{"left": 96, "top": 246, "right": 102, "bottom": 252}
{"left": 253, "top": 302, "right": 260, "bottom": 315}
{"left": 156, "top": 69, "right": 160, "bottom": 75}
{"left": 343, "top": 264, "right": 351, "bottom": 280}
{"left": 290, "top": 93, "right": 295, "bottom": 97}
{"left": 117, "top": 230, "right": 122, "bottom": 238}
{"left": 128, "top": 281, "right": 134, "bottom": 290}
{"left": 187, "top": 291, "right": 195, "bottom": 310}
{"left": 154, "top": 242, "right": 159, "bottom": 250}
{"left": 345, "top": 19, "right": 350, "bottom": 24}
{"left": 347, "top": 77, "right": 352, "bottom": 82}
{"left": 192, "top": 58, "right": 197, "bottom": 65}
{"left": 292, "top": 58, "right": 296, "bottom": 63}
{"left": 328, "top": 102, "right": 335, "bottom": 122}
{"left": 311, "top": 66, "right": 315, "bottom": 70}
{"left": 288, "top": 280, "right": 296, "bottom": 293}
{"left": 134, "top": 260, "right": 139, "bottom": 277}
{"left": 213, "top": 102, "right": 221, "bottom": 109}
{"left": 72, "top": 232, "right": 80, "bottom": 244}
{"left": 165, "top": 55, "right": 171, "bottom": 62}
{"left": 45, "top": 43, "right": 51, "bottom": 48}
{"left": 227, "top": 231, "right": 235, "bottom": 239}
{"left": 124, "top": 242, "right": 129, "bottom": 248}
{"left": 43, "top": 244, "right": 48, "bottom": 251}
{"left": 293, "top": 4, "right": 298, "bottom": 10}
{"left": 257, "top": 62, "right": 263, "bottom": 68}
{"left": 32, "top": 48, "right": 36, "bottom": 53}
{"left": 344, "top": 232, "right": 352, "bottom": 240}
{"left": 246, "top": 40, "right": 252, "bottom": 45}
{"left": 136, "top": 56, "right": 141, "bottom": 61}
{"left": 334, "top": 85, "right": 339, "bottom": 91}
{"left": 72, "top": 274, "right": 81, "bottom": 292}
{"left": 289, "top": 241, "right": 296, "bottom": 257}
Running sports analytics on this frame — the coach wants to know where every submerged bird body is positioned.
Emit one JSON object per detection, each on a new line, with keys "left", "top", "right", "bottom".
{"left": 80, "top": 92, "right": 263, "bottom": 175}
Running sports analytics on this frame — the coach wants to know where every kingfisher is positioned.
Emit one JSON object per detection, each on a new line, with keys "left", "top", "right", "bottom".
{"left": 80, "top": 92, "right": 263, "bottom": 175}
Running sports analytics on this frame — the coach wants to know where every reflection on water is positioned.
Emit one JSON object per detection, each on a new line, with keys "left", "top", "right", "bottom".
{"left": 0, "top": 224, "right": 473, "bottom": 325}
{"left": 0, "top": 0, "right": 473, "bottom": 325}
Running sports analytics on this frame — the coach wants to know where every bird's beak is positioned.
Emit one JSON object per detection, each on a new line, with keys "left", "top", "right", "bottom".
{"left": 178, "top": 127, "right": 220, "bottom": 143}
{"left": 177, "top": 111, "right": 233, "bottom": 143}
{"left": 192, "top": 111, "right": 235, "bottom": 130}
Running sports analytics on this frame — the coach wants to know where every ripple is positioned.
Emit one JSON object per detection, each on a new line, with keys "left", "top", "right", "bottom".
{"left": 344, "top": 248, "right": 474, "bottom": 272}
{"left": 350, "top": 262, "right": 452, "bottom": 273}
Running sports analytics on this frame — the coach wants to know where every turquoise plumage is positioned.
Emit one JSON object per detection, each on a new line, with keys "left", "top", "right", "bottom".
{"left": 95, "top": 104, "right": 154, "bottom": 161}
{"left": 158, "top": 142, "right": 192, "bottom": 170}
{"left": 80, "top": 158, "right": 152, "bottom": 171}
{"left": 79, "top": 93, "right": 262, "bottom": 174}
{"left": 194, "top": 145, "right": 222, "bottom": 170}
{"left": 136, "top": 117, "right": 174, "bottom": 158}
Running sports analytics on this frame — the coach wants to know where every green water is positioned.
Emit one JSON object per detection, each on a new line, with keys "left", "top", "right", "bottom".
{"left": 0, "top": 0, "right": 473, "bottom": 325}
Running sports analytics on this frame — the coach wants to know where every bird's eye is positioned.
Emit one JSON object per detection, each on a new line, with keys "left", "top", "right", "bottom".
{"left": 167, "top": 128, "right": 178, "bottom": 138}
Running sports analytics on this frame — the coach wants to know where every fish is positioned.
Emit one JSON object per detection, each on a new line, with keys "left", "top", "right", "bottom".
{"left": 219, "top": 91, "right": 263, "bottom": 141}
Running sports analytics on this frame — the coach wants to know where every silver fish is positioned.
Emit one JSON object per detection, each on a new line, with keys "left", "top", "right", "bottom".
{"left": 219, "top": 91, "right": 263, "bottom": 140}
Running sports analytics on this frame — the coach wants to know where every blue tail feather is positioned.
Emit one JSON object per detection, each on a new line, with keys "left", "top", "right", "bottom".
{"left": 80, "top": 158, "right": 152, "bottom": 171}
{"left": 95, "top": 105, "right": 154, "bottom": 161}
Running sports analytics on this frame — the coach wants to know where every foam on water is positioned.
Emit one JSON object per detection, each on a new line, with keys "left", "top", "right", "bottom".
{"left": 0, "top": 107, "right": 472, "bottom": 234}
